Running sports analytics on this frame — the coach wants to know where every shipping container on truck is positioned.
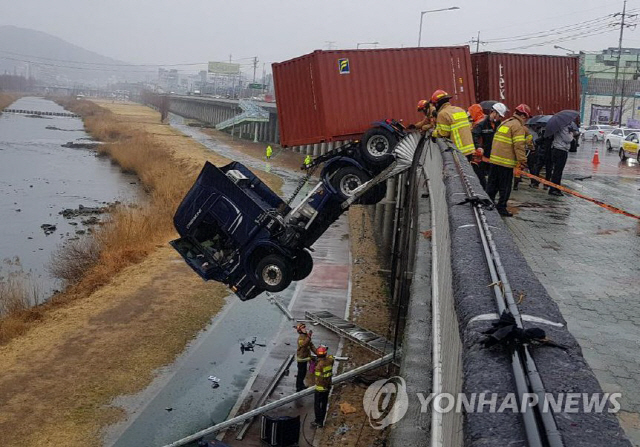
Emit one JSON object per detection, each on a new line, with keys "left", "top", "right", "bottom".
{"left": 272, "top": 47, "right": 476, "bottom": 147}
{"left": 471, "top": 52, "right": 580, "bottom": 117}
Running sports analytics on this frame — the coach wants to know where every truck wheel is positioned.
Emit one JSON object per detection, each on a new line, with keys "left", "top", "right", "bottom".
{"left": 362, "top": 127, "right": 398, "bottom": 166}
{"left": 292, "top": 250, "right": 313, "bottom": 281}
{"left": 331, "top": 166, "right": 370, "bottom": 200}
{"left": 255, "top": 254, "right": 292, "bottom": 292}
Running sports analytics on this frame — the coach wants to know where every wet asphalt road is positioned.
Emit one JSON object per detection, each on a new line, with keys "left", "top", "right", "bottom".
{"left": 505, "top": 139, "right": 640, "bottom": 445}
{"left": 107, "top": 116, "right": 317, "bottom": 447}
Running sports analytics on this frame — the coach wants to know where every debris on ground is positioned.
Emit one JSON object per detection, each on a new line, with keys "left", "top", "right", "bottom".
{"left": 339, "top": 402, "right": 357, "bottom": 414}
{"left": 335, "top": 424, "right": 351, "bottom": 435}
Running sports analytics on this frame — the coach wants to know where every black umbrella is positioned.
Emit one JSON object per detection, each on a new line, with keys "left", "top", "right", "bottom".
{"left": 479, "top": 100, "right": 497, "bottom": 113}
{"left": 545, "top": 110, "right": 580, "bottom": 135}
{"left": 527, "top": 115, "right": 552, "bottom": 126}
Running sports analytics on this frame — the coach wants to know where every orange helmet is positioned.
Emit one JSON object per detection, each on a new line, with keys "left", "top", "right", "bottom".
{"left": 430, "top": 89, "right": 451, "bottom": 104}
{"left": 417, "top": 99, "right": 429, "bottom": 112}
{"left": 515, "top": 104, "right": 532, "bottom": 118}
{"left": 316, "top": 345, "right": 328, "bottom": 357}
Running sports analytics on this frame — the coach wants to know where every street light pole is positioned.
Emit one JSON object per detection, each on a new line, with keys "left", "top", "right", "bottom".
{"left": 554, "top": 45, "right": 576, "bottom": 54}
{"left": 418, "top": 7, "right": 460, "bottom": 47}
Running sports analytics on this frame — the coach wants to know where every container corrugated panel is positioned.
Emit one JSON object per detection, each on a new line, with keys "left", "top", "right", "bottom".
{"left": 472, "top": 52, "right": 580, "bottom": 116}
{"left": 273, "top": 47, "right": 476, "bottom": 147}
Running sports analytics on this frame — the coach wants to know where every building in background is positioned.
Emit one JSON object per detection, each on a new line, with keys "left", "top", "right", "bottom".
{"left": 581, "top": 48, "right": 640, "bottom": 127}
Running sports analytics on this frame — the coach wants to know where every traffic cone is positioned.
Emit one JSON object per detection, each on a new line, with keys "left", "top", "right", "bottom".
{"left": 592, "top": 148, "right": 600, "bottom": 164}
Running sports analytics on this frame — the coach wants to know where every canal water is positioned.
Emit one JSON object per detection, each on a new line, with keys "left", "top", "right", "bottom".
{"left": 0, "top": 97, "right": 140, "bottom": 300}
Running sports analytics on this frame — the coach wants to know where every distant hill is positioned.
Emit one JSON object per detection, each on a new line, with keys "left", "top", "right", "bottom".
{"left": 0, "top": 25, "right": 148, "bottom": 86}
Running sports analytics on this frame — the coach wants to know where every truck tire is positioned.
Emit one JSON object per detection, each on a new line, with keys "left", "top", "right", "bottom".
{"left": 330, "top": 166, "right": 370, "bottom": 200}
{"left": 361, "top": 127, "right": 398, "bottom": 166}
{"left": 292, "top": 250, "right": 313, "bottom": 281}
{"left": 255, "top": 254, "right": 292, "bottom": 292}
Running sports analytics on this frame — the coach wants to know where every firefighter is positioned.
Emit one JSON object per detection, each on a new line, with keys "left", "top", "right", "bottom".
{"left": 295, "top": 323, "right": 316, "bottom": 392}
{"left": 266, "top": 145, "right": 273, "bottom": 160}
{"left": 304, "top": 154, "right": 312, "bottom": 168}
{"left": 412, "top": 99, "right": 436, "bottom": 133}
{"left": 486, "top": 103, "right": 531, "bottom": 217}
{"left": 312, "top": 345, "right": 334, "bottom": 428}
{"left": 472, "top": 102, "right": 507, "bottom": 189}
{"left": 430, "top": 89, "right": 475, "bottom": 157}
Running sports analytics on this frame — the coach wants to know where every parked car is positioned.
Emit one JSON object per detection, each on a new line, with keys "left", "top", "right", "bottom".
{"left": 620, "top": 132, "right": 640, "bottom": 161}
{"left": 581, "top": 124, "right": 615, "bottom": 142}
{"left": 605, "top": 128, "right": 640, "bottom": 151}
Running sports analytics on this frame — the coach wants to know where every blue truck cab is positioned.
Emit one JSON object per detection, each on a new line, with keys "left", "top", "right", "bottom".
{"left": 171, "top": 161, "right": 344, "bottom": 300}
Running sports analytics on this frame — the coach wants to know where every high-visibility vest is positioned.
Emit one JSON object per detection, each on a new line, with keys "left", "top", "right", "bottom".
{"left": 489, "top": 115, "right": 529, "bottom": 168}
{"left": 314, "top": 356, "right": 334, "bottom": 391}
{"left": 433, "top": 103, "right": 475, "bottom": 156}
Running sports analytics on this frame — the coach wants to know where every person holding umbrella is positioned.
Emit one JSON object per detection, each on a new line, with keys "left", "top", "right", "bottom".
{"left": 544, "top": 110, "right": 580, "bottom": 196}
{"left": 487, "top": 104, "right": 532, "bottom": 216}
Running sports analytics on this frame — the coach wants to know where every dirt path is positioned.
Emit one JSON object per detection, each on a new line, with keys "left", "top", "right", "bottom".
{"left": 0, "top": 101, "right": 282, "bottom": 447}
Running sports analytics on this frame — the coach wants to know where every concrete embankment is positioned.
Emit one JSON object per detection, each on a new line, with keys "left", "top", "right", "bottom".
{"left": 394, "top": 141, "right": 632, "bottom": 446}
{"left": 0, "top": 100, "right": 282, "bottom": 447}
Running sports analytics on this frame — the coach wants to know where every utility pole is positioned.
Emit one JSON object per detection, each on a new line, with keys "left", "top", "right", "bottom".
{"left": 252, "top": 56, "right": 258, "bottom": 83}
{"left": 471, "top": 31, "right": 486, "bottom": 53}
{"left": 610, "top": 0, "right": 633, "bottom": 123}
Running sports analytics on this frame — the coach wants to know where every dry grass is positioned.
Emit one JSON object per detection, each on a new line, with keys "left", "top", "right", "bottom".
{"left": 0, "top": 93, "right": 19, "bottom": 110}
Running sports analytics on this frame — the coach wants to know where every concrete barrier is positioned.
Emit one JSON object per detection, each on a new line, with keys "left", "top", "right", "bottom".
{"left": 392, "top": 141, "right": 631, "bottom": 446}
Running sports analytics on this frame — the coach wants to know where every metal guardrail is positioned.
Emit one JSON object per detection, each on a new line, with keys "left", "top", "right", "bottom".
{"left": 305, "top": 310, "right": 396, "bottom": 357}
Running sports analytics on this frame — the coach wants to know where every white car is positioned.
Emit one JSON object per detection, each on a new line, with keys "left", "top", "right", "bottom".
{"left": 620, "top": 132, "right": 640, "bottom": 162}
{"left": 581, "top": 124, "right": 615, "bottom": 142}
{"left": 605, "top": 128, "right": 640, "bottom": 151}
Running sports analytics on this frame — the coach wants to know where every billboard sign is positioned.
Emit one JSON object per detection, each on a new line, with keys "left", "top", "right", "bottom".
{"left": 208, "top": 61, "right": 241, "bottom": 75}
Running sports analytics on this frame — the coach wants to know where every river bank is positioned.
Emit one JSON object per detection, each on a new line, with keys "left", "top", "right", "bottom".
{"left": 0, "top": 100, "right": 283, "bottom": 446}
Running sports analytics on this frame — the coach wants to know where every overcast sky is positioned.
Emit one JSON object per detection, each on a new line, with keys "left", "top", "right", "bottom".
{"left": 3, "top": 0, "right": 640, "bottom": 75}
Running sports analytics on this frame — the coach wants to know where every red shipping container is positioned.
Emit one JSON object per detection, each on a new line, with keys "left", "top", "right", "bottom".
{"left": 471, "top": 52, "right": 580, "bottom": 116}
{"left": 272, "top": 47, "right": 476, "bottom": 147}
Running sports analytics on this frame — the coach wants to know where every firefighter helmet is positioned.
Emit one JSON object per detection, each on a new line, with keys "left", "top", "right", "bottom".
{"left": 515, "top": 104, "right": 532, "bottom": 118}
{"left": 492, "top": 102, "right": 508, "bottom": 118}
{"left": 430, "top": 89, "right": 451, "bottom": 104}
{"left": 417, "top": 99, "right": 429, "bottom": 112}
{"left": 316, "top": 345, "right": 328, "bottom": 357}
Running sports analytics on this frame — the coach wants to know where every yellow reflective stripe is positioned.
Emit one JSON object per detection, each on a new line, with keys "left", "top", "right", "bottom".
{"left": 513, "top": 136, "right": 526, "bottom": 142}
{"left": 493, "top": 135, "right": 513, "bottom": 144}
{"left": 452, "top": 111, "right": 467, "bottom": 120}
{"left": 458, "top": 144, "right": 475, "bottom": 155}
{"left": 322, "top": 366, "right": 333, "bottom": 372}
{"left": 497, "top": 126, "right": 509, "bottom": 134}
{"left": 451, "top": 121, "right": 470, "bottom": 130}
{"left": 436, "top": 123, "right": 451, "bottom": 131}
{"left": 490, "top": 154, "right": 518, "bottom": 167}
{"left": 316, "top": 385, "right": 327, "bottom": 391}
{"left": 297, "top": 357, "right": 310, "bottom": 362}
{"left": 525, "top": 134, "right": 533, "bottom": 142}
{"left": 315, "top": 371, "right": 321, "bottom": 376}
